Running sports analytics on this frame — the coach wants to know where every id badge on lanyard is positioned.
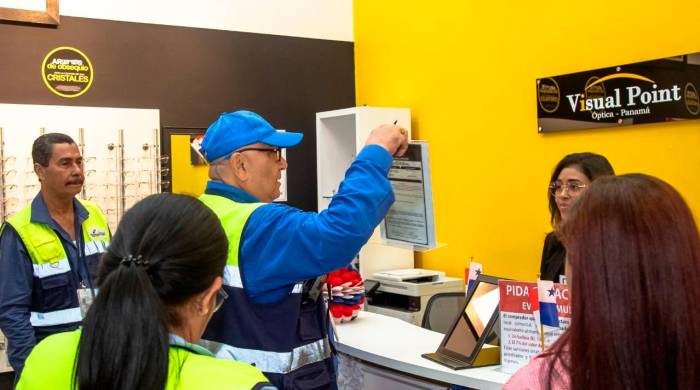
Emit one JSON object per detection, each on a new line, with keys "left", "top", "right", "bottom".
{"left": 77, "top": 284, "right": 95, "bottom": 317}
{"left": 76, "top": 226, "right": 96, "bottom": 318}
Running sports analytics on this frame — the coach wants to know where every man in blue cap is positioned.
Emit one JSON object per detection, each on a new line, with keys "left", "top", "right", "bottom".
{"left": 197, "top": 110, "right": 407, "bottom": 389}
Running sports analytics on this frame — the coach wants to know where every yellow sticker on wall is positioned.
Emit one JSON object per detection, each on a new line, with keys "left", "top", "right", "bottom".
{"left": 41, "top": 46, "right": 94, "bottom": 98}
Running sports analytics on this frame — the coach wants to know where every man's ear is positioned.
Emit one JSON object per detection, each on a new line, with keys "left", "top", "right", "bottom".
{"left": 34, "top": 163, "right": 45, "bottom": 182}
{"left": 230, "top": 153, "right": 249, "bottom": 182}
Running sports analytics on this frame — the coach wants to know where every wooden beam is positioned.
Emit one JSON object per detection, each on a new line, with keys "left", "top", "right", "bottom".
{"left": 0, "top": 0, "right": 59, "bottom": 26}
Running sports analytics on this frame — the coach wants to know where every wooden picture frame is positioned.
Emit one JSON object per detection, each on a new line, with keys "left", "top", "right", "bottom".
{"left": 0, "top": 0, "right": 59, "bottom": 26}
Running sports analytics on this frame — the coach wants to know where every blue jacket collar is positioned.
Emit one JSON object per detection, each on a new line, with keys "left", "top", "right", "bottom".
{"left": 30, "top": 192, "right": 89, "bottom": 225}
{"left": 205, "top": 180, "right": 260, "bottom": 204}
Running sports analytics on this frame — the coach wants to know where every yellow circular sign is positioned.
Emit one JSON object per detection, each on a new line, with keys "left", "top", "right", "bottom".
{"left": 41, "top": 46, "right": 94, "bottom": 98}
{"left": 537, "top": 78, "right": 560, "bottom": 113}
{"left": 685, "top": 82, "right": 699, "bottom": 116}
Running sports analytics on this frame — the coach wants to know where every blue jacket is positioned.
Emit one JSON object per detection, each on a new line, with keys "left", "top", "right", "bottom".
{"left": 0, "top": 194, "right": 104, "bottom": 376}
{"left": 208, "top": 144, "right": 395, "bottom": 304}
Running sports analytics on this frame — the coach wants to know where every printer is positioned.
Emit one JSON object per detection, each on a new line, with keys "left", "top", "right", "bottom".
{"left": 365, "top": 268, "right": 464, "bottom": 327}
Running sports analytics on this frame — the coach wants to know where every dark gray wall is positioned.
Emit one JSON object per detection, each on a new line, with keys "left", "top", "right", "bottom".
{"left": 0, "top": 16, "right": 356, "bottom": 211}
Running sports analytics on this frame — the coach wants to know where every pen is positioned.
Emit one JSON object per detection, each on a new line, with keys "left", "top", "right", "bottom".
{"left": 393, "top": 120, "right": 398, "bottom": 125}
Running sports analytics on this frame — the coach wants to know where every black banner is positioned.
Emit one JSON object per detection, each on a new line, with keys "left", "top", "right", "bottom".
{"left": 537, "top": 53, "right": 700, "bottom": 132}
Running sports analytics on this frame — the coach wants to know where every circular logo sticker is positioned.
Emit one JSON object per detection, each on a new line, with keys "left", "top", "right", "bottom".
{"left": 41, "top": 47, "right": 94, "bottom": 98}
{"left": 685, "top": 82, "right": 699, "bottom": 115}
{"left": 537, "top": 78, "right": 560, "bottom": 113}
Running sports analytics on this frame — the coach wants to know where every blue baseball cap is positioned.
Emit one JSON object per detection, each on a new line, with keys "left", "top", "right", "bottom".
{"left": 200, "top": 110, "right": 303, "bottom": 162}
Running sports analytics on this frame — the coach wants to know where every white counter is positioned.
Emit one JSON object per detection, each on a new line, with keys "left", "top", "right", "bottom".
{"left": 334, "top": 311, "right": 512, "bottom": 390}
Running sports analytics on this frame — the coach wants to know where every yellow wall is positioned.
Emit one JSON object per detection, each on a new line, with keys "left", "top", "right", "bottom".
{"left": 354, "top": 1, "right": 700, "bottom": 281}
{"left": 171, "top": 135, "right": 209, "bottom": 196}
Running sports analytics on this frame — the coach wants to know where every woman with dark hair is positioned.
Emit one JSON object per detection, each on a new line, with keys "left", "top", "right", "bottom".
{"left": 540, "top": 152, "right": 614, "bottom": 282}
{"left": 506, "top": 174, "right": 700, "bottom": 389}
{"left": 16, "top": 193, "right": 272, "bottom": 390}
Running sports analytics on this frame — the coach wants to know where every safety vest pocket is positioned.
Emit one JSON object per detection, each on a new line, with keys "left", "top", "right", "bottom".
{"left": 36, "top": 272, "right": 74, "bottom": 309}
{"left": 30, "top": 236, "right": 64, "bottom": 264}
{"left": 298, "top": 303, "right": 323, "bottom": 341}
{"left": 283, "top": 360, "right": 333, "bottom": 390}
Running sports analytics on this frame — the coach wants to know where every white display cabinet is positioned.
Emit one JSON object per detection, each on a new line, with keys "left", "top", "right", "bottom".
{"left": 316, "top": 106, "right": 414, "bottom": 278}
{"left": 0, "top": 104, "right": 162, "bottom": 233}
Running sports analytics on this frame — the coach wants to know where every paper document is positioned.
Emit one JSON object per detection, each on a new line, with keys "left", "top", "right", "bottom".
{"left": 381, "top": 142, "right": 436, "bottom": 249}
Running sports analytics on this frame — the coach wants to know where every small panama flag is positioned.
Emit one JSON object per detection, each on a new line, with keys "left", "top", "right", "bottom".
{"left": 537, "top": 279, "right": 559, "bottom": 328}
{"left": 466, "top": 261, "right": 483, "bottom": 295}
{"left": 529, "top": 283, "right": 541, "bottom": 331}
{"left": 528, "top": 283, "right": 545, "bottom": 351}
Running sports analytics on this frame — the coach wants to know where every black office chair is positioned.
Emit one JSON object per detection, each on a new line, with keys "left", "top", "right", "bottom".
{"left": 421, "top": 292, "right": 467, "bottom": 334}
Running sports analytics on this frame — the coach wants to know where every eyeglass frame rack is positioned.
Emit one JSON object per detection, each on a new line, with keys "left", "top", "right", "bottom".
{"left": 1, "top": 127, "right": 44, "bottom": 222}
{"left": 139, "top": 127, "right": 161, "bottom": 198}
{"left": 117, "top": 129, "right": 126, "bottom": 225}
{"left": 152, "top": 128, "right": 161, "bottom": 195}
{"left": 0, "top": 126, "right": 162, "bottom": 227}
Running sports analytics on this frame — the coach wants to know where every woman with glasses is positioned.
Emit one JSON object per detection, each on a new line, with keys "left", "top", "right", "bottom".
{"left": 540, "top": 153, "right": 614, "bottom": 282}
{"left": 16, "top": 193, "right": 272, "bottom": 390}
{"left": 505, "top": 174, "right": 700, "bottom": 389}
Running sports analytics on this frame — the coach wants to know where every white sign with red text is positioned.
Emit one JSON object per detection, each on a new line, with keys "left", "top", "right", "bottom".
{"left": 498, "top": 281, "right": 570, "bottom": 373}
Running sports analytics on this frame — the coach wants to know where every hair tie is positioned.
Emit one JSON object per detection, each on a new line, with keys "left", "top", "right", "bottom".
{"left": 120, "top": 254, "right": 150, "bottom": 267}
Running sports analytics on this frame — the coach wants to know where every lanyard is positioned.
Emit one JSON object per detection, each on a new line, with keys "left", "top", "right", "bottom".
{"left": 75, "top": 218, "right": 96, "bottom": 298}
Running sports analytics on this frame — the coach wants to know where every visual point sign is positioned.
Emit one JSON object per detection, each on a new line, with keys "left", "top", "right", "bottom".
{"left": 42, "top": 47, "right": 94, "bottom": 98}
{"left": 537, "top": 53, "right": 700, "bottom": 132}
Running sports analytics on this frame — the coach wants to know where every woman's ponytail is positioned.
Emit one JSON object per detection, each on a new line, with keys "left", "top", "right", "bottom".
{"left": 76, "top": 255, "right": 169, "bottom": 390}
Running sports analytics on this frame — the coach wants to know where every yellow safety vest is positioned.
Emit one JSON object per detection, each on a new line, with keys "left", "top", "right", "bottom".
{"left": 16, "top": 330, "right": 271, "bottom": 390}
{"left": 5, "top": 199, "right": 110, "bottom": 327}
{"left": 199, "top": 194, "right": 262, "bottom": 275}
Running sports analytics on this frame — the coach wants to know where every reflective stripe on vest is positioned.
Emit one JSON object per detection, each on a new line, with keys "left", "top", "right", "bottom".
{"left": 224, "top": 264, "right": 303, "bottom": 292}
{"left": 32, "top": 257, "right": 71, "bottom": 279}
{"left": 84, "top": 240, "right": 108, "bottom": 257}
{"left": 30, "top": 307, "right": 82, "bottom": 327}
{"left": 200, "top": 337, "right": 331, "bottom": 375}
{"left": 223, "top": 264, "right": 244, "bottom": 288}
{"left": 31, "top": 238, "right": 107, "bottom": 278}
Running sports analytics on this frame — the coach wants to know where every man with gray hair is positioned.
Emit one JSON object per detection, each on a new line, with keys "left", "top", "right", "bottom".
{"left": 198, "top": 110, "right": 408, "bottom": 389}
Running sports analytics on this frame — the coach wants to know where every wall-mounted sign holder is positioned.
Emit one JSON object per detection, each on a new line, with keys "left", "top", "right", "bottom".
{"left": 537, "top": 52, "right": 700, "bottom": 132}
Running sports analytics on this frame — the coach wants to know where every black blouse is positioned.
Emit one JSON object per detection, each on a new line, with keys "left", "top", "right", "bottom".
{"left": 539, "top": 232, "right": 566, "bottom": 282}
